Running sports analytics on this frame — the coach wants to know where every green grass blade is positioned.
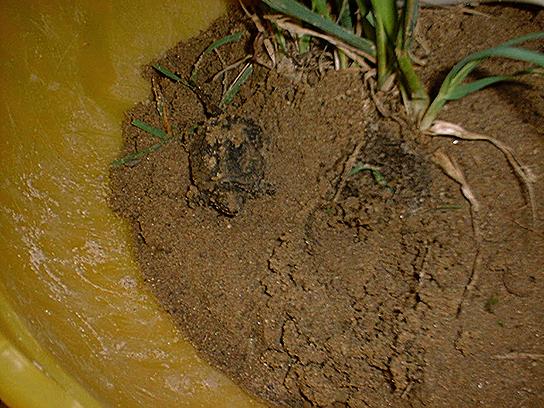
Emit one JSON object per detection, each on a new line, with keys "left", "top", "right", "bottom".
{"left": 393, "top": 0, "right": 423, "bottom": 120}
{"left": 374, "top": 19, "right": 389, "bottom": 86}
{"left": 153, "top": 64, "right": 195, "bottom": 91}
{"left": 311, "top": 0, "right": 331, "bottom": 18}
{"left": 452, "top": 46, "right": 544, "bottom": 79}
{"left": 446, "top": 60, "right": 480, "bottom": 89}
{"left": 445, "top": 33, "right": 544, "bottom": 82}
{"left": 369, "top": 0, "right": 398, "bottom": 87}
{"left": 203, "top": 31, "right": 243, "bottom": 55}
{"left": 446, "top": 68, "right": 539, "bottom": 100}
{"left": 421, "top": 32, "right": 544, "bottom": 129}
{"left": 221, "top": 63, "right": 253, "bottom": 106}
{"left": 336, "top": 0, "right": 353, "bottom": 30}
{"left": 500, "top": 31, "right": 544, "bottom": 47}
{"left": 357, "top": 1, "right": 376, "bottom": 42}
{"left": 349, "top": 165, "right": 390, "bottom": 189}
{"left": 298, "top": 34, "right": 311, "bottom": 54}
{"left": 397, "top": 50, "right": 429, "bottom": 120}
{"left": 152, "top": 64, "right": 182, "bottom": 82}
{"left": 273, "top": 22, "right": 288, "bottom": 52}
{"left": 112, "top": 142, "right": 164, "bottom": 167}
{"left": 131, "top": 119, "right": 168, "bottom": 140}
{"left": 263, "top": 0, "right": 375, "bottom": 57}
{"left": 489, "top": 46, "right": 544, "bottom": 66}
{"left": 190, "top": 32, "right": 244, "bottom": 83}
{"left": 400, "top": 0, "right": 419, "bottom": 50}
{"left": 438, "top": 46, "right": 544, "bottom": 103}
{"left": 369, "top": 0, "right": 396, "bottom": 40}
{"left": 446, "top": 75, "right": 515, "bottom": 100}
{"left": 365, "top": 10, "right": 375, "bottom": 27}
{"left": 335, "top": 0, "right": 353, "bottom": 68}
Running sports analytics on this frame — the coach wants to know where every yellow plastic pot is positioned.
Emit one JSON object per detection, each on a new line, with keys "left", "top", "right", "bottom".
{"left": 0, "top": 1, "right": 263, "bottom": 406}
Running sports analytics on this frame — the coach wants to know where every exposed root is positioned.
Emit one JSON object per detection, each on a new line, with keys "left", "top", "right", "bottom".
{"left": 333, "top": 49, "right": 341, "bottom": 71}
{"left": 152, "top": 78, "right": 172, "bottom": 136}
{"left": 211, "top": 54, "right": 253, "bottom": 83}
{"left": 333, "top": 136, "right": 366, "bottom": 203}
{"left": 429, "top": 4, "right": 493, "bottom": 17}
{"left": 432, "top": 149, "right": 481, "bottom": 233}
{"left": 363, "top": 70, "right": 407, "bottom": 128}
{"left": 367, "top": 80, "right": 391, "bottom": 118}
{"left": 432, "top": 149, "right": 482, "bottom": 316}
{"left": 492, "top": 352, "right": 544, "bottom": 361}
{"left": 457, "top": 247, "right": 483, "bottom": 316}
{"left": 240, "top": 0, "right": 276, "bottom": 68}
{"left": 429, "top": 120, "right": 537, "bottom": 224}
{"left": 212, "top": 48, "right": 229, "bottom": 98}
{"left": 222, "top": 62, "right": 254, "bottom": 106}
{"left": 511, "top": 219, "right": 544, "bottom": 239}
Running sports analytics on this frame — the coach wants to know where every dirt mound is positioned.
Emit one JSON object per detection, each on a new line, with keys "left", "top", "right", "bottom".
{"left": 110, "top": 6, "right": 544, "bottom": 407}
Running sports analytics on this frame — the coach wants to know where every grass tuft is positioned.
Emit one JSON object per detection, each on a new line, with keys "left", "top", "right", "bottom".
{"left": 262, "top": 0, "right": 543, "bottom": 129}
{"left": 263, "top": 0, "right": 376, "bottom": 57}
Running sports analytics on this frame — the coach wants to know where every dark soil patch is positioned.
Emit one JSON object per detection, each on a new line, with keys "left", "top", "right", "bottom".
{"left": 110, "top": 5, "right": 544, "bottom": 407}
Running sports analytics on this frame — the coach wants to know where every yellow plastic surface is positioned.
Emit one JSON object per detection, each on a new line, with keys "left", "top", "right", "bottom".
{"left": 0, "top": 1, "right": 264, "bottom": 406}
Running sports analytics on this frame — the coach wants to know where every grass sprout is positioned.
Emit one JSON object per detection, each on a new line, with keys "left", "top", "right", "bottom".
{"left": 191, "top": 32, "right": 244, "bottom": 83}
{"left": 221, "top": 62, "right": 254, "bottom": 106}
{"left": 204, "top": 32, "right": 244, "bottom": 54}
{"left": 152, "top": 64, "right": 196, "bottom": 92}
{"left": 115, "top": 32, "right": 254, "bottom": 167}
{"left": 112, "top": 120, "right": 175, "bottom": 167}
{"left": 350, "top": 163, "right": 394, "bottom": 193}
{"left": 131, "top": 119, "right": 169, "bottom": 140}
{"left": 350, "top": 164, "right": 388, "bottom": 187}
{"left": 112, "top": 142, "right": 164, "bottom": 167}
{"left": 153, "top": 64, "right": 182, "bottom": 82}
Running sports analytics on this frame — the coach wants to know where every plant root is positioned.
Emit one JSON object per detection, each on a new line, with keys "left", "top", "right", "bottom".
{"left": 240, "top": 0, "right": 277, "bottom": 68}
{"left": 211, "top": 54, "right": 252, "bottom": 83}
{"left": 492, "top": 352, "right": 544, "bottom": 361}
{"left": 432, "top": 149, "right": 482, "bottom": 316}
{"left": 333, "top": 136, "right": 366, "bottom": 203}
{"left": 152, "top": 78, "right": 172, "bottom": 136}
{"left": 265, "top": 15, "right": 374, "bottom": 70}
{"left": 429, "top": 120, "right": 537, "bottom": 224}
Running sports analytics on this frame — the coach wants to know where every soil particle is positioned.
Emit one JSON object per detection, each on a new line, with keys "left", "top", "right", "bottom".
{"left": 110, "top": 5, "right": 544, "bottom": 408}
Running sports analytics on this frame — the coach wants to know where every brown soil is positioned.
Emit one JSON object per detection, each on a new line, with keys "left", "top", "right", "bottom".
{"left": 109, "top": 5, "right": 544, "bottom": 408}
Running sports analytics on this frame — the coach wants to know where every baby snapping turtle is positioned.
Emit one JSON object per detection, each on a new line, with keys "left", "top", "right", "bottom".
{"left": 188, "top": 115, "right": 268, "bottom": 216}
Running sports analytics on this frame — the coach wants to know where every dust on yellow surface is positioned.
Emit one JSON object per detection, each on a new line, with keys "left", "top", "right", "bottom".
{"left": 0, "top": 0, "right": 265, "bottom": 406}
